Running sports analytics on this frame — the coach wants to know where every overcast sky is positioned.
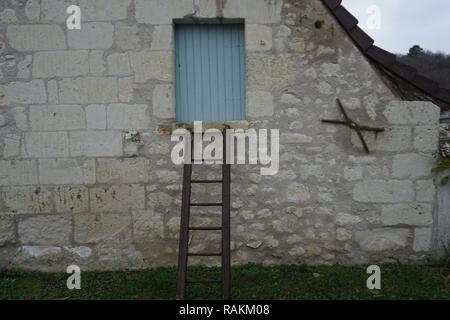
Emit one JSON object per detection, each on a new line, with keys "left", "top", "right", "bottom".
{"left": 341, "top": 0, "right": 450, "bottom": 54}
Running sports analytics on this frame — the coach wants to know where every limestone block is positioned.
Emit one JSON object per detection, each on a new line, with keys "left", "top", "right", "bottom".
{"left": 223, "top": 0, "right": 282, "bottom": 23}
{"left": 151, "top": 26, "right": 173, "bottom": 51}
{"left": 0, "top": 80, "right": 46, "bottom": 105}
{"left": 68, "top": 23, "right": 114, "bottom": 49}
{"left": 152, "top": 84, "right": 175, "bottom": 119}
{"left": 115, "top": 23, "right": 140, "bottom": 50}
{"left": 118, "top": 78, "right": 134, "bottom": 102}
{"left": 59, "top": 77, "right": 118, "bottom": 104}
{"left": 2, "top": 186, "right": 52, "bottom": 213}
{"left": 97, "top": 158, "right": 150, "bottom": 184}
{"left": 246, "top": 25, "right": 273, "bottom": 51}
{"left": 79, "top": 0, "right": 132, "bottom": 21}
{"left": 413, "top": 228, "right": 432, "bottom": 252}
{"left": 287, "top": 182, "right": 310, "bottom": 202}
{"left": 69, "top": 131, "right": 122, "bottom": 157}
{"left": 74, "top": 213, "right": 131, "bottom": 243}
{"left": 18, "top": 246, "right": 62, "bottom": 261}
{"left": 63, "top": 246, "right": 93, "bottom": 259}
{"left": 381, "top": 203, "right": 433, "bottom": 226}
{"left": 33, "top": 51, "right": 89, "bottom": 78}
{"left": 17, "top": 55, "right": 32, "bottom": 79}
{"left": 90, "top": 185, "right": 145, "bottom": 212}
{"left": 7, "top": 25, "right": 66, "bottom": 51}
{"left": 89, "top": 51, "right": 106, "bottom": 75}
{"left": 416, "top": 180, "right": 435, "bottom": 202}
{"left": 0, "top": 9, "right": 19, "bottom": 25}
{"left": 107, "top": 104, "right": 150, "bottom": 129}
{"left": 353, "top": 180, "right": 414, "bottom": 203}
{"left": 351, "top": 127, "right": 412, "bottom": 152}
{"left": 38, "top": 159, "right": 85, "bottom": 185}
{"left": 280, "top": 134, "right": 312, "bottom": 144}
{"left": 355, "top": 228, "right": 409, "bottom": 251}
{"left": 383, "top": 101, "right": 440, "bottom": 125}
{"left": 336, "top": 228, "right": 352, "bottom": 241}
{"left": 18, "top": 215, "right": 71, "bottom": 245}
{"left": 414, "top": 126, "right": 439, "bottom": 152}
{"left": 392, "top": 153, "right": 434, "bottom": 179}
{"left": 147, "top": 191, "right": 173, "bottom": 209}
{"left": 25, "top": 132, "right": 69, "bottom": 158}
{"left": 247, "top": 54, "right": 294, "bottom": 89}
{"left": 335, "top": 213, "right": 363, "bottom": 226}
{"left": 130, "top": 51, "right": 173, "bottom": 83}
{"left": 0, "top": 161, "right": 38, "bottom": 186}
{"left": 247, "top": 91, "right": 274, "bottom": 117}
{"left": 135, "top": 0, "right": 194, "bottom": 24}
{"left": 0, "top": 214, "right": 15, "bottom": 245}
{"left": 2, "top": 134, "right": 21, "bottom": 158}
{"left": 41, "top": 0, "right": 76, "bottom": 22}
{"left": 25, "top": 0, "right": 40, "bottom": 22}
{"left": 30, "top": 105, "right": 85, "bottom": 131}
{"left": 133, "top": 210, "right": 164, "bottom": 242}
{"left": 107, "top": 53, "right": 131, "bottom": 75}
{"left": 54, "top": 186, "right": 89, "bottom": 213}
{"left": 86, "top": 105, "right": 106, "bottom": 129}
{"left": 47, "top": 80, "right": 58, "bottom": 104}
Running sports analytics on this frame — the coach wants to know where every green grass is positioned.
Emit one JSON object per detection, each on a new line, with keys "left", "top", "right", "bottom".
{"left": 0, "top": 264, "right": 449, "bottom": 300}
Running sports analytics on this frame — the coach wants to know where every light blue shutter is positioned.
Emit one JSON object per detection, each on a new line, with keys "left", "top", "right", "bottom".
{"left": 175, "top": 24, "right": 245, "bottom": 122}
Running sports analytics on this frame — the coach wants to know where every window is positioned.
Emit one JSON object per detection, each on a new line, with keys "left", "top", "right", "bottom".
{"left": 175, "top": 24, "right": 245, "bottom": 122}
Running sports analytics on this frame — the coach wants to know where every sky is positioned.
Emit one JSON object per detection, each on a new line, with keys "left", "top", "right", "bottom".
{"left": 341, "top": 0, "right": 450, "bottom": 54}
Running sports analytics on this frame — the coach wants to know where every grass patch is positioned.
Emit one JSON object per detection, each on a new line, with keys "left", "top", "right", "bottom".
{"left": 0, "top": 264, "right": 449, "bottom": 300}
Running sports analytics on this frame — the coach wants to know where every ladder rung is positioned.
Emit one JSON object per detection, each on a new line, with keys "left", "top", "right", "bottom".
{"left": 188, "top": 252, "right": 222, "bottom": 257}
{"left": 191, "top": 180, "right": 223, "bottom": 184}
{"left": 188, "top": 226, "right": 222, "bottom": 231}
{"left": 190, "top": 203, "right": 222, "bottom": 207}
{"left": 187, "top": 279, "right": 222, "bottom": 284}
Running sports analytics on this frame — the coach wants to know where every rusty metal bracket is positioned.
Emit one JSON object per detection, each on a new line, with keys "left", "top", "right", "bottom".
{"left": 322, "top": 99, "right": 385, "bottom": 153}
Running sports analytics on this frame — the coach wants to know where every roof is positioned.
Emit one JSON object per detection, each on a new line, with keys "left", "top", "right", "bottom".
{"left": 322, "top": 0, "right": 450, "bottom": 111}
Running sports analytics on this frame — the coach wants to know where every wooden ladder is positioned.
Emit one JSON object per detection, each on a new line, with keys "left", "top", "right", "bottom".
{"left": 176, "top": 127, "right": 231, "bottom": 300}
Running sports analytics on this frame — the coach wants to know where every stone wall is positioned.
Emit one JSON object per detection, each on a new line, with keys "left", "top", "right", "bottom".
{"left": 0, "top": 0, "right": 444, "bottom": 270}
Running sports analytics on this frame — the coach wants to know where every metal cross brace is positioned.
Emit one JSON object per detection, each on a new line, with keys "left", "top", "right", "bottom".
{"left": 322, "top": 99, "right": 385, "bottom": 153}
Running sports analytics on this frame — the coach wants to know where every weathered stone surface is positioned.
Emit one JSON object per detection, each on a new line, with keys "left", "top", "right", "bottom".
{"left": 90, "top": 185, "right": 145, "bottom": 212}
{"left": 25, "top": 0, "right": 40, "bottom": 22}
{"left": 41, "top": 0, "right": 75, "bottom": 22}
{"left": 86, "top": 105, "right": 106, "bottom": 129}
{"left": 7, "top": 25, "right": 66, "bottom": 51}
{"left": 89, "top": 51, "right": 106, "bottom": 75}
{"left": 79, "top": 0, "right": 132, "bottom": 21}
{"left": 0, "top": 80, "right": 46, "bottom": 105}
{"left": 59, "top": 77, "right": 118, "bottom": 104}
{"left": 381, "top": 203, "right": 433, "bottom": 226}
{"left": 33, "top": 51, "right": 89, "bottom": 78}
{"left": 47, "top": 80, "right": 58, "bottom": 104}
{"left": 0, "top": 9, "right": 18, "bottom": 24}
{"left": 383, "top": 101, "right": 440, "bottom": 125}
{"left": 135, "top": 0, "right": 195, "bottom": 24}
{"left": 351, "top": 127, "right": 412, "bottom": 152}
{"left": 130, "top": 52, "right": 173, "bottom": 83}
{"left": 335, "top": 213, "right": 363, "bottom": 226}
{"left": 336, "top": 228, "right": 352, "bottom": 241}
{"left": 74, "top": 213, "right": 131, "bottom": 243}
{"left": 107, "top": 104, "right": 150, "bottom": 129}
{"left": 223, "top": 0, "right": 282, "bottom": 23}
{"left": 118, "top": 77, "right": 134, "bottom": 102}
{"left": 18, "top": 246, "right": 62, "bottom": 262}
{"left": 17, "top": 55, "right": 32, "bottom": 79}
{"left": 414, "top": 126, "right": 439, "bottom": 152}
{"left": 30, "top": 105, "right": 85, "bottom": 131}
{"left": 69, "top": 131, "right": 122, "bottom": 157}
{"left": 355, "top": 228, "right": 410, "bottom": 251}
{"left": 63, "top": 246, "right": 93, "bottom": 259}
{"left": 38, "top": 159, "right": 85, "bottom": 185}
{"left": 18, "top": 215, "right": 71, "bottom": 245}
{"left": 2, "top": 134, "right": 21, "bottom": 158}
{"left": 247, "top": 54, "right": 294, "bottom": 89}
{"left": 413, "top": 228, "right": 432, "bottom": 252}
{"left": 133, "top": 210, "right": 164, "bottom": 242}
{"left": 416, "top": 180, "right": 435, "bottom": 202}
{"left": 2, "top": 186, "right": 52, "bottom": 213}
{"left": 147, "top": 191, "right": 173, "bottom": 209}
{"left": 287, "top": 183, "right": 310, "bottom": 202}
{"left": 115, "top": 23, "right": 140, "bottom": 50}
{"left": 247, "top": 91, "right": 274, "bottom": 117}
{"left": 25, "top": 132, "right": 69, "bottom": 158}
{"left": 392, "top": 153, "right": 434, "bottom": 179}
{"left": 151, "top": 26, "right": 173, "bottom": 50}
{"left": 0, "top": 214, "right": 15, "bottom": 245}
{"left": 97, "top": 158, "right": 150, "bottom": 184}
{"left": 353, "top": 180, "right": 414, "bottom": 203}
{"left": 280, "top": 134, "right": 312, "bottom": 144}
{"left": 246, "top": 24, "right": 273, "bottom": 51}
{"left": 107, "top": 53, "right": 131, "bottom": 75}
{"left": 153, "top": 84, "right": 175, "bottom": 119}
{"left": 68, "top": 22, "right": 114, "bottom": 49}
{"left": 54, "top": 186, "right": 89, "bottom": 213}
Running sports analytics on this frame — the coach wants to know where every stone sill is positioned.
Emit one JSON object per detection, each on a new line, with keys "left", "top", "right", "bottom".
{"left": 156, "top": 120, "right": 251, "bottom": 134}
